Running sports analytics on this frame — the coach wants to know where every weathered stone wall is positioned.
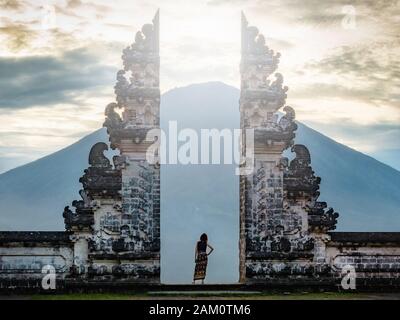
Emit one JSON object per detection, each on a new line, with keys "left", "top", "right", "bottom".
{"left": 242, "top": 232, "right": 400, "bottom": 288}
{"left": 0, "top": 232, "right": 73, "bottom": 289}
{"left": 327, "top": 232, "right": 400, "bottom": 287}
{"left": 120, "top": 160, "right": 160, "bottom": 253}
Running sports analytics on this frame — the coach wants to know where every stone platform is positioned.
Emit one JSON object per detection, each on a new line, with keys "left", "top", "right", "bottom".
{"left": 2, "top": 281, "right": 400, "bottom": 295}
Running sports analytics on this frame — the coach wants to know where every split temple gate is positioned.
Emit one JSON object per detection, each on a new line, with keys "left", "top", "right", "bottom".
{"left": 1, "top": 12, "right": 400, "bottom": 291}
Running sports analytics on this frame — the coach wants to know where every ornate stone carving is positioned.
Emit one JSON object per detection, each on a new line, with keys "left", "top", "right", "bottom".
{"left": 118, "top": 160, "right": 160, "bottom": 253}
{"left": 240, "top": 14, "right": 339, "bottom": 282}
{"left": 88, "top": 142, "right": 111, "bottom": 168}
{"left": 104, "top": 103, "right": 123, "bottom": 132}
{"left": 284, "top": 144, "right": 320, "bottom": 200}
{"left": 63, "top": 11, "right": 161, "bottom": 283}
{"left": 63, "top": 190, "right": 94, "bottom": 231}
{"left": 308, "top": 202, "right": 339, "bottom": 232}
{"left": 279, "top": 106, "right": 296, "bottom": 131}
{"left": 63, "top": 142, "right": 122, "bottom": 229}
{"left": 241, "top": 12, "right": 280, "bottom": 75}
{"left": 104, "top": 11, "right": 160, "bottom": 151}
{"left": 79, "top": 142, "right": 122, "bottom": 199}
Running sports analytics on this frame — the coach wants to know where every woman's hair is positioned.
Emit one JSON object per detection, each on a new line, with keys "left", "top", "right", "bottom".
{"left": 200, "top": 233, "right": 208, "bottom": 242}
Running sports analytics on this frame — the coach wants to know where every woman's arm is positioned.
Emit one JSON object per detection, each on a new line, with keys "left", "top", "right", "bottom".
{"left": 194, "top": 244, "right": 198, "bottom": 261}
{"left": 207, "top": 244, "right": 214, "bottom": 256}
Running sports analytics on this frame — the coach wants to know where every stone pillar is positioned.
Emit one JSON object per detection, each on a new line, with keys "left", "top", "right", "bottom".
{"left": 72, "top": 234, "right": 89, "bottom": 274}
{"left": 64, "top": 11, "right": 161, "bottom": 283}
{"left": 105, "top": 10, "right": 161, "bottom": 282}
{"left": 239, "top": 13, "right": 338, "bottom": 283}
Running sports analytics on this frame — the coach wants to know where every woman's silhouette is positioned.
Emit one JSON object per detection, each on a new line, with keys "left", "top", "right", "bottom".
{"left": 193, "top": 233, "right": 214, "bottom": 284}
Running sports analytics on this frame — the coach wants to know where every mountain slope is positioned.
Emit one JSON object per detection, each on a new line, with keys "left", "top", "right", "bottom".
{"left": 0, "top": 129, "right": 110, "bottom": 230}
{"left": 294, "top": 122, "right": 400, "bottom": 231}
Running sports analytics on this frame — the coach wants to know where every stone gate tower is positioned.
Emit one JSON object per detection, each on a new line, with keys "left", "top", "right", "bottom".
{"left": 239, "top": 13, "right": 339, "bottom": 283}
{"left": 63, "top": 11, "right": 161, "bottom": 283}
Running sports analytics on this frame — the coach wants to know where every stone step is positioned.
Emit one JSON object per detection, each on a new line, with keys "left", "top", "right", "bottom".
{"left": 148, "top": 290, "right": 261, "bottom": 296}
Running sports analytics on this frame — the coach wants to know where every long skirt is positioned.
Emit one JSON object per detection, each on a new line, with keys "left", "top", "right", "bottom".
{"left": 193, "top": 252, "right": 208, "bottom": 280}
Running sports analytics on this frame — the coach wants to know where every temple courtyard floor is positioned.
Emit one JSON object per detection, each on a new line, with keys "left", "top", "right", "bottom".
{"left": 1, "top": 291, "right": 400, "bottom": 300}
{"left": 1, "top": 284, "right": 400, "bottom": 299}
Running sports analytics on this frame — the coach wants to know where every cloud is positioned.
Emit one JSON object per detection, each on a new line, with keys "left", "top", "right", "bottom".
{"left": 304, "top": 42, "right": 400, "bottom": 108}
{"left": 0, "top": 18, "right": 81, "bottom": 54}
{"left": 66, "top": 0, "right": 82, "bottom": 8}
{"left": 0, "top": 47, "right": 117, "bottom": 109}
{"left": 0, "top": 0, "right": 23, "bottom": 10}
{"left": 0, "top": 20, "right": 38, "bottom": 51}
{"left": 207, "top": 0, "right": 399, "bottom": 32}
{"left": 292, "top": 82, "right": 394, "bottom": 107}
{"left": 302, "top": 119, "right": 400, "bottom": 159}
{"left": 308, "top": 44, "right": 400, "bottom": 80}
{"left": 59, "top": 0, "right": 111, "bottom": 18}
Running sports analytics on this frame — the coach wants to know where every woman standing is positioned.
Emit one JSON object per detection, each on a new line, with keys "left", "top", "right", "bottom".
{"left": 193, "top": 233, "right": 214, "bottom": 284}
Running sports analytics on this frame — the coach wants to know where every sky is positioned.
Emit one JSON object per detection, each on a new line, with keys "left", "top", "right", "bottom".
{"left": 0, "top": 0, "right": 399, "bottom": 173}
